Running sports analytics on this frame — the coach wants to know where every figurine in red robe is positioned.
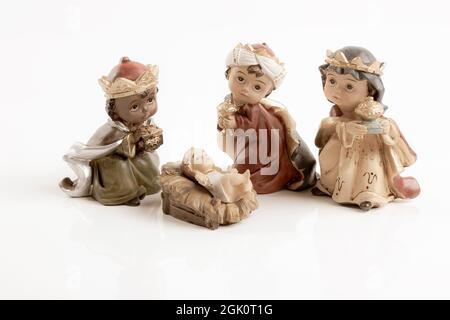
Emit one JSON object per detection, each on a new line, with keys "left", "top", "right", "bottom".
{"left": 217, "top": 43, "right": 316, "bottom": 194}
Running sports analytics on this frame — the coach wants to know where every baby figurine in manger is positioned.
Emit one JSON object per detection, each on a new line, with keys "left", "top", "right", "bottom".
{"left": 160, "top": 148, "right": 258, "bottom": 230}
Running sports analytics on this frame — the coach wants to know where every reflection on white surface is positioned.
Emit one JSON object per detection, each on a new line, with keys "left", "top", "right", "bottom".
{"left": 1, "top": 172, "right": 448, "bottom": 299}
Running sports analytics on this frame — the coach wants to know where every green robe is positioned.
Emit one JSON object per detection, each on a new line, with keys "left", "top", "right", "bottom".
{"left": 88, "top": 121, "right": 161, "bottom": 205}
{"left": 60, "top": 119, "right": 161, "bottom": 205}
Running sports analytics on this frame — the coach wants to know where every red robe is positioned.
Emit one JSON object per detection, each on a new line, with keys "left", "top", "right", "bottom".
{"left": 233, "top": 103, "right": 302, "bottom": 194}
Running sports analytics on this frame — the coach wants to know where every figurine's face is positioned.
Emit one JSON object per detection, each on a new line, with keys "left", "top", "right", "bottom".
{"left": 228, "top": 66, "right": 273, "bottom": 106}
{"left": 324, "top": 71, "right": 369, "bottom": 113}
{"left": 113, "top": 89, "right": 158, "bottom": 125}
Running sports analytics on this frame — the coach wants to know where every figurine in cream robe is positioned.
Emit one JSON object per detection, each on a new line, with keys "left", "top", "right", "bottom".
{"left": 313, "top": 46, "right": 420, "bottom": 211}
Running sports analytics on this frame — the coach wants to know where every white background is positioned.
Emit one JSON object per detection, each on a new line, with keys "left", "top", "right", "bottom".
{"left": 1, "top": 0, "right": 449, "bottom": 299}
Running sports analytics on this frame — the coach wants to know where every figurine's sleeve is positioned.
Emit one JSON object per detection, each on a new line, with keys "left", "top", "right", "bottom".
{"left": 315, "top": 117, "right": 339, "bottom": 149}
{"left": 87, "top": 123, "right": 126, "bottom": 147}
{"left": 381, "top": 119, "right": 401, "bottom": 146}
{"left": 383, "top": 118, "right": 417, "bottom": 167}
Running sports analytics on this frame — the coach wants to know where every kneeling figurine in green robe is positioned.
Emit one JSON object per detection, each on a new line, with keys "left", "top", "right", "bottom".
{"left": 60, "top": 57, "right": 163, "bottom": 206}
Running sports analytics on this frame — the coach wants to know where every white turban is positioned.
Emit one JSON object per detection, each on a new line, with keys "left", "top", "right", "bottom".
{"left": 225, "top": 43, "right": 286, "bottom": 88}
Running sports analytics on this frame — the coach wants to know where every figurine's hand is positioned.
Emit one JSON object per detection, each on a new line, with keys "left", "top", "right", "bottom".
{"left": 222, "top": 115, "right": 237, "bottom": 129}
{"left": 346, "top": 121, "right": 368, "bottom": 136}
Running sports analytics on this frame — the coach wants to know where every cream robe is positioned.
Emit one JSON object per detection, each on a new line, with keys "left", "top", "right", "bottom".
{"left": 316, "top": 116, "right": 417, "bottom": 207}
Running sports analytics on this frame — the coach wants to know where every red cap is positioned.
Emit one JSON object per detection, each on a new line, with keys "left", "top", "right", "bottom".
{"left": 107, "top": 57, "right": 149, "bottom": 82}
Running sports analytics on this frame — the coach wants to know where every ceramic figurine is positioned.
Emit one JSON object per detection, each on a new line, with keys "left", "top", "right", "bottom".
{"left": 60, "top": 57, "right": 163, "bottom": 206}
{"left": 217, "top": 43, "right": 317, "bottom": 194}
{"left": 313, "top": 46, "right": 420, "bottom": 210}
{"left": 181, "top": 148, "right": 254, "bottom": 203}
{"left": 160, "top": 148, "right": 258, "bottom": 230}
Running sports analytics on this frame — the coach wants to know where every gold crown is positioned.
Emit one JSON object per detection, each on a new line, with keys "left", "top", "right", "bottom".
{"left": 325, "top": 50, "right": 384, "bottom": 76}
{"left": 98, "top": 65, "right": 159, "bottom": 99}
